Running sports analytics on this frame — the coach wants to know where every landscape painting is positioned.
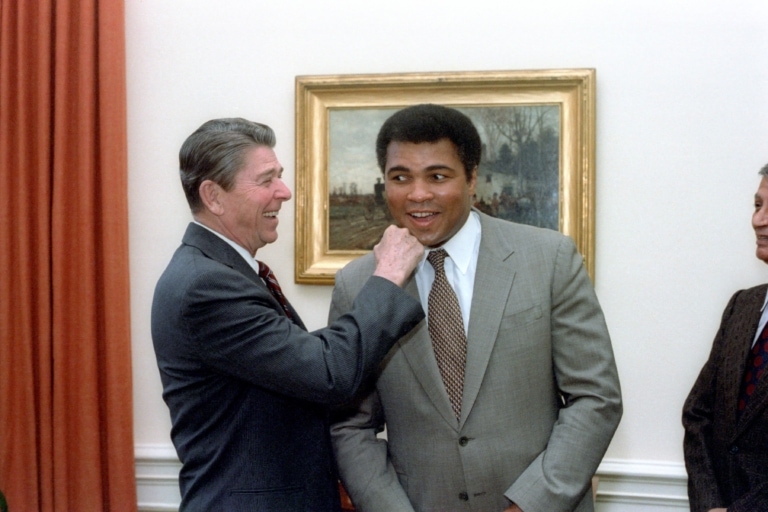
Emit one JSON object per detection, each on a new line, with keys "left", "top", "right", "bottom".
{"left": 295, "top": 70, "right": 595, "bottom": 284}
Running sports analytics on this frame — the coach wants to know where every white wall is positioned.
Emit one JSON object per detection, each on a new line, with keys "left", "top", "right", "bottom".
{"left": 126, "top": 0, "right": 768, "bottom": 508}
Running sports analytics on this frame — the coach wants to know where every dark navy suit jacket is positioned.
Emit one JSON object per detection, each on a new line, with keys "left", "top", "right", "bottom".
{"left": 683, "top": 284, "right": 768, "bottom": 512}
{"left": 151, "top": 223, "right": 424, "bottom": 511}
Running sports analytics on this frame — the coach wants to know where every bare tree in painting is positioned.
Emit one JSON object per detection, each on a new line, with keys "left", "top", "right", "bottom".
{"left": 467, "top": 106, "right": 559, "bottom": 230}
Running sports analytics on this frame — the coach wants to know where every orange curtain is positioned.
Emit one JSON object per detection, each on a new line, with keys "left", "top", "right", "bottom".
{"left": 0, "top": 0, "right": 136, "bottom": 510}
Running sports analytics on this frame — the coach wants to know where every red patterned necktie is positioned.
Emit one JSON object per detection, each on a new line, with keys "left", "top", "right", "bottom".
{"left": 427, "top": 249, "right": 467, "bottom": 421}
{"left": 738, "top": 323, "right": 768, "bottom": 412}
{"left": 258, "top": 261, "right": 293, "bottom": 320}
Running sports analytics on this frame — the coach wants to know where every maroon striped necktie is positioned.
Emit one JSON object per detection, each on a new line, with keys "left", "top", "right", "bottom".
{"left": 258, "top": 261, "right": 293, "bottom": 320}
{"left": 738, "top": 323, "right": 768, "bottom": 412}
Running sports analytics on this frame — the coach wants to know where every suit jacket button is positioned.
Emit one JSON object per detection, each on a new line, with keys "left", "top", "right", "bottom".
{"left": 730, "top": 445, "right": 739, "bottom": 454}
{"left": 459, "top": 436, "right": 469, "bottom": 446}
{"left": 459, "top": 492, "right": 469, "bottom": 501}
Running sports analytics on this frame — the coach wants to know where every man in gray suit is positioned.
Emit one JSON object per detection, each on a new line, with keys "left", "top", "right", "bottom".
{"left": 330, "top": 104, "right": 622, "bottom": 512}
{"left": 151, "top": 118, "right": 425, "bottom": 511}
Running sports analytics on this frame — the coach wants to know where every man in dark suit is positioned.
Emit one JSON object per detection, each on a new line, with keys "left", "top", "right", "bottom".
{"left": 330, "top": 104, "right": 622, "bottom": 511}
{"left": 151, "top": 118, "right": 426, "bottom": 511}
{"left": 683, "top": 163, "right": 768, "bottom": 512}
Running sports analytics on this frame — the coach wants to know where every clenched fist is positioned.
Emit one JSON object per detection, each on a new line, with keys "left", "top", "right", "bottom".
{"left": 372, "top": 225, "right": 424, "bottom": 287}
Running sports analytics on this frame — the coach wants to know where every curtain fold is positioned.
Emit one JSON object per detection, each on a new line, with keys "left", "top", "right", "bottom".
{"left": 0, "top": 0, "right": 136, "bottom": 510}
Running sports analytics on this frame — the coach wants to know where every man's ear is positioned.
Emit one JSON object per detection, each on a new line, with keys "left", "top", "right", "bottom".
{"left": 468, "top": 166, "right": 478, "bottom": 193}
{"left": 199, "top": 180, "right": 224, "bottom": 215}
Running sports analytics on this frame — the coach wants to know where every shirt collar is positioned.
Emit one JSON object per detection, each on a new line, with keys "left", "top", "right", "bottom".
{"left": 420, "top": 210, "right": 481, "bottom": 274}
{"left": 193, "top": 220, "right": 262, "bottom": 274}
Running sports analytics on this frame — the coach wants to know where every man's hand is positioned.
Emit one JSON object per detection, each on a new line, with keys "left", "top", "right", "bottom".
{"left": 708, "top": 509, "right": 727, "bottom": 512}
{"left": 372, "top": 225, "right": 424, "bottom": 287}
{"left": 503, "top": 504, "right": 523, "bottom": 512}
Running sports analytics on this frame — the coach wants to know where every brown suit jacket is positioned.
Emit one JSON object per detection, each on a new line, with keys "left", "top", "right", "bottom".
{"left": 683, "top": 284, "right": 768, "bottom": 512}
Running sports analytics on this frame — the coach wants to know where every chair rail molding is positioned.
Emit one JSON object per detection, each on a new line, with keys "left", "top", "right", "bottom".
{"left": 135, "top": 444, "right": 689, "bottom": 511}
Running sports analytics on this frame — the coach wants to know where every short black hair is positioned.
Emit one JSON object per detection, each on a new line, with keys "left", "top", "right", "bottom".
{"left": 375, "top": 104, "right": 481, "bottom": 181}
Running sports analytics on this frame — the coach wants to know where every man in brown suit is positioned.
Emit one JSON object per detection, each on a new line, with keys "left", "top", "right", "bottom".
{"left": 683, "top": 163, "right": 768, "bottom": 512}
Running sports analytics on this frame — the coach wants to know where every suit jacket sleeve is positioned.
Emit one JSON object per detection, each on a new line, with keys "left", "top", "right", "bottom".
{"left": 329, "top": 263, "right": 417, "bottom": 512}
{"left": 682, "top": 292, "right": 738, "bottom": 511}
{"left": 506, "top": 236, "right": 623, "bottom": 511}
{"left": 156, "top": 252, "right": 423, "bottom": 406}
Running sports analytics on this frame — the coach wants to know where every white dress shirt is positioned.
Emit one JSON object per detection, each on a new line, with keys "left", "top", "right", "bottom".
{"left": 753, "top": 289, "right": 768, "bottom": 348}
{"left": 415, "top": 211, "right": 482, "bottom": 335}
{"left": 193, "top": 221, "right": 265, "bottom": 277}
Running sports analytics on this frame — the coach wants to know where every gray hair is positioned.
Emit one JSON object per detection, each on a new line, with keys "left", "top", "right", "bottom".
{"left": 760, "top": 162, "right": 768, "bottom": 178}
{"left": 179, "top": 118, "right": 276, "bottom": 212}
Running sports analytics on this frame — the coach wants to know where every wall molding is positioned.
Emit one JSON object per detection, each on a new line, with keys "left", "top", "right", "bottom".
{"left": 135, "top": 444, "right": 182, "bottom": 512}
{"left": 135, "top": 444, "right": 690, "bottom": 511}
{"left": 596, "top": 459, "right": 689, "bottom": 511}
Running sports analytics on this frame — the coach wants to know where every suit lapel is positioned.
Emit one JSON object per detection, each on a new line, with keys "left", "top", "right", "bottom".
{"left": 398, "top": 269, "right": 460, "bottom": 428}
{"left": 460, "top": 216, "right": 516, "bottom": 427}
{"left": 734, "top": 286, "right": 768, "bottom": 435}
{"left": 183, "top": 223, "right": 261, "bottom": 284}
{"left": 397, "top": 213, "right": 518, "bottom": 429}
{"left": 182, "top": 223, "right": 306, "bottom": 328}
{"left": 739, "top": 378, "right": 768, "bottom": 432}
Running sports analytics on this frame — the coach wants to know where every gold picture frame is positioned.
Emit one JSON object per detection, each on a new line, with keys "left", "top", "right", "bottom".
{"left": 295, "top": 69, "right": 596, "bottom": 284}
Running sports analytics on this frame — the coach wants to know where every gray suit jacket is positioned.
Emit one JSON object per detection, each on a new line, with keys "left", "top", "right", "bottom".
{"left": 330, "top": 213, "right": 622, "bottom": 512}
{"left": 683, "top": 284, "right": 768, "bottom": 512}
{"left": 151, "top": 223, "right": 424, "bottom": 511}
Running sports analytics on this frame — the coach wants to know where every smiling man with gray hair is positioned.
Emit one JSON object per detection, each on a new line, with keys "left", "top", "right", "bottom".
{"left": 152, "top": 117, "right": 426, "bottom": 511}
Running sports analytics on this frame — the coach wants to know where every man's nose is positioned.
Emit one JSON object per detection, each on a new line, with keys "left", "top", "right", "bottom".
{"left": 276, "top": 178, "right": 292, "bottom": 200}
{"left": 407, "top": 180, "right": 433, "bottom": 202}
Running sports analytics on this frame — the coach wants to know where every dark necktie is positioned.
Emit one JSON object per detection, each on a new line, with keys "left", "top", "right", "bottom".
{"left": 738, "top": 323, "right": 768, "bottom": 412}
{"left": 258, "top": 261, "right": 293, "bottom": 320}
{"left": 427, "top": 249, "right": 467, "bottom": 421}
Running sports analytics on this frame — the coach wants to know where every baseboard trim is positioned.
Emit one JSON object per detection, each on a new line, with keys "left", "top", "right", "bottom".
{"left": 596, "top": 459, "right": 689, "bottom": 510}
{"left": 135, "top": 445, "right": 690, "bottom": 511}
{"left": 135, "top": 445, "right": 182, "bottom": 512}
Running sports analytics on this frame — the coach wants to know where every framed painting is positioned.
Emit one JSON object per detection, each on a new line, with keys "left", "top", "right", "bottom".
{"left": 295, "top": 69, "right": 596, "bottom": 284}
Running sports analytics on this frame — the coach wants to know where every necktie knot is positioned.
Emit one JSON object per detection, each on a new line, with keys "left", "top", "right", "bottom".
{"left": 257, "top": 261, "right": 272, "bottom": 280}
{"left": 427, "top": 248, "right": 448, "bottom": 272}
